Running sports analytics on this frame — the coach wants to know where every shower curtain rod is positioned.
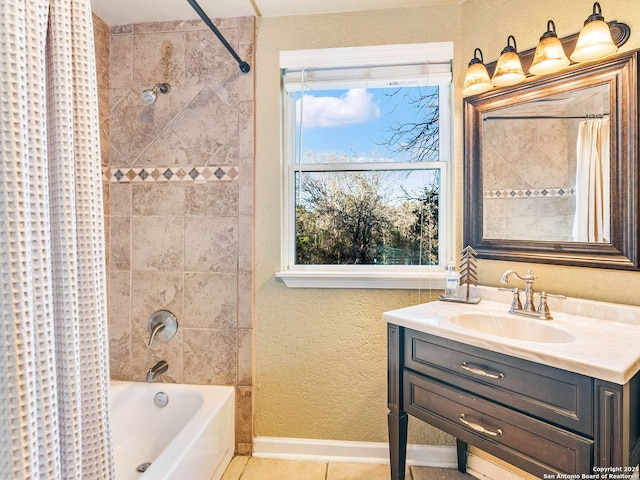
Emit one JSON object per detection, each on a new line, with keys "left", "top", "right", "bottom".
{"left": 186, "top": 0, "right": 251, "bottom": 74}
{"left": 483, "top": 114, "right": 608, "bottom": 121}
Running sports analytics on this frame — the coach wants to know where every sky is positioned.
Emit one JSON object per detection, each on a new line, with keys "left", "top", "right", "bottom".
{"left": 295, "top": 86, "right": 438, "bottom": 163}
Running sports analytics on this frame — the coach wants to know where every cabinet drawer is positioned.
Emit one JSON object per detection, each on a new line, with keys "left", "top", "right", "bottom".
{"left": 404, "top": 371, "right": 593, "bottom": 476}
{"left": 405, "top": 329, "right": 593, "bottom": 436}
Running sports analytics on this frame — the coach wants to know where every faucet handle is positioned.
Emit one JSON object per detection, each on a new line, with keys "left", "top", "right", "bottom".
{"left": 535, "top": 292, "right": 566, "bottom": 319}
{"left": 498, "top": 287, "right": 522, "bottom": 310}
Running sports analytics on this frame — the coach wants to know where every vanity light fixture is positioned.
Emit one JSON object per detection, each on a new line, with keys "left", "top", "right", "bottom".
{"left": 491, "top": 35, "right": 526, "bottom": 87}
{"left": 529, "top": 20, "right": 570, "bottom": 76}
{"left": 570, "top": 2, "right": 617, "bottom": 62}
{"left": 462, "top": 48, "right": 493, "bottom": 96}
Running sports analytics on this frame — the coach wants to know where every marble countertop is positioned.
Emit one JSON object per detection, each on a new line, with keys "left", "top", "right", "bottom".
{"left": 382, "top": 286, "right": 640, "bottom": 384}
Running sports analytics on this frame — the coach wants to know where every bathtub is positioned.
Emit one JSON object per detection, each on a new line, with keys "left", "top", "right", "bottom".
{"left": 110, "top": 381, "right": 235, "bottom": 480}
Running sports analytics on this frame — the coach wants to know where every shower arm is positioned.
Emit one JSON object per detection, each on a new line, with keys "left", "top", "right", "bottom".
{"left": 186, "top": 0, "right": 251, "bottom": 74}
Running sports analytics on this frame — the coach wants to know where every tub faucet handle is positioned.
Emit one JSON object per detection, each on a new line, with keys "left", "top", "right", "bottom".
{"left": 148, "top": 321, "right": 166, "bottom": 347}
{"left": 147, "top": 310, "right": 178, "bottom": 348}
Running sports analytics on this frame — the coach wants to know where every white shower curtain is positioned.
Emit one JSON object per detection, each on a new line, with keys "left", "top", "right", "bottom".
{"left": 0, "top": 1, "right": 113, "bottom": 479}
{"left": 572, "top": 118, "right": 610, "bottom": 243}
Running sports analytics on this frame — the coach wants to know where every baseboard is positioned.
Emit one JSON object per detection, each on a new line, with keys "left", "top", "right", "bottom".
{"left": 252, "top": 437, "right": 526, "bottom": 479}
{"left": 253, "top": 436, "right": 456, "bottom": 467}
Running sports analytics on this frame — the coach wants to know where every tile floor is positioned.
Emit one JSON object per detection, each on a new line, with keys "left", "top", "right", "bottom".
{"left": 221, "top": 456, "right": 472, "bottom": 480}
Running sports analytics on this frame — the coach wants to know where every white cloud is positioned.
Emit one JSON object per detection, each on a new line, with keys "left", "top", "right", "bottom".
{"left": 297, "top": 88, "right": 381, "bottom": 128}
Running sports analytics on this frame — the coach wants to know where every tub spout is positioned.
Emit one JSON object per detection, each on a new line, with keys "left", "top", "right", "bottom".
{"left": 146, "top": 360, "right": 168, "bottom": 382}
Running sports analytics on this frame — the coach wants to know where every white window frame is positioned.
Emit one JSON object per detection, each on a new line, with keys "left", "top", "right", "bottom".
{"left": 277, "top": 42, "right": 455, "bottom": 289}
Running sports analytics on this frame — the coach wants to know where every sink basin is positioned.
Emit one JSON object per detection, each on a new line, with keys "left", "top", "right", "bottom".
{"left": 447, "top": 313, "right": 576, "bottom": 343}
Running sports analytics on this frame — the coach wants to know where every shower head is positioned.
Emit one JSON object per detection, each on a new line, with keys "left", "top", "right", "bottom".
{"left": 142, "top": 83, "right": 171, "bottom": 104}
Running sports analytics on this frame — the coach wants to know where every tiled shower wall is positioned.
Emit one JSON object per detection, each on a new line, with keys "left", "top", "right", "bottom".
{"left": 102, "top": 17, "right": 254, "bottom": 454}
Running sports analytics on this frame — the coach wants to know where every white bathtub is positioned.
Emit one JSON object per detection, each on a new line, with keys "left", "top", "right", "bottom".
{"left": 110, "top": 381, "right": 235, "bottom": 480}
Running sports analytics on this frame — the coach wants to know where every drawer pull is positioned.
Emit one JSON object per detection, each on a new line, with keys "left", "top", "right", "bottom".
{"left": 460, "top": 362, "right": 505, "bottom": 379}
{"left": 459, "top": 414, "right": 503, "bottom": 437}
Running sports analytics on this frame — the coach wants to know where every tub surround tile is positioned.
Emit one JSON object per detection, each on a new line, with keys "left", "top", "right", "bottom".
{"left": 237, "top": 271, "right": 252, "bottom": 329}
{"left": 132, "top": 31, "right": 186, "bottom": 87}
{"left": 109, "top": 216, "right": 130, "bottom": 271}
{"left": 236, "top": 386, "right": 252, "bottom": 445}
{"left": 130, "top": 271, "right": 184, "bottom": 320}
{"left": 133, "top": 128, "right": 192, "bottom": 167}
{"left": 238, "top": 214, "right": 253, "bottom": 272}
{"left": 185, "top": 28, "right": 238, "bottom": 86}
{"left": 106, "top": 15, "right": 254, "bottom": 454}
{"left": 185, "top": 182, "right": 238, "bottom": 216}
{"left": 109, "top": 34, "right": 132, "bottom": 89}
{"left": 169, "top": 85, "right": 239, "bottom": 165}
{"left": 109, "top": 184, "right": 131, "bottom": 216}
{"left": 183, "top": 329, "right": 237, "bottom": 385}
{"left": 184, "top": 272, "right": 237, "bottom": 329}
{"left": 133, "top": 19, "right": 204, "bottom": 34}
{"left": 237, "top": 329, "right": 252, "bottom": 386}
{"left": 131, "top": 216, "right": 184, "bottom": 271}
{"left": 132, "top": 183, "right": 185, "bottom": 216}
{"left": 184, "top": 216, "right": 238, "bottom": 273}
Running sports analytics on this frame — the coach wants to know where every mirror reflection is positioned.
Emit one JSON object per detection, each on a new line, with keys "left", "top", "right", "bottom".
{"left": 481, "top": 84, "right": 610, "bottom": 244}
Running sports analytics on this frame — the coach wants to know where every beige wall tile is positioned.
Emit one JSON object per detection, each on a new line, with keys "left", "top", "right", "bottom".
{"left": 184, "top": 216, "right": 238, "bottom": 272}
{"left": 134, "top": 127, "right": 193, "bottom": 166}
{"left": 185, "top": 28, "right": 238, "bottom": 86}
{"left": 183, "top": 328, "right": 237, "bottom": 384}
{"left": 169, "top": 85, "right": 239, "bottom": 165}
{"left": 237, "top": 271, "right": 252, "bottom": 329}
{"left": 132, "top": 184, "right": 185, "bottom": 216}
{"left": 236, "top": 386, "right": 253, "bottom": 444}
{"left": 109, "top": 34, "right": 132, "bottom": 89}
{"left": 237, "top": 328, "right": 252, "bottom": 386}
{"left": 131, "top": 216, "right": 184, "bottom": 271}
{"left": 185, "top": 183, "right": 238, "bottom": 216}
{"left": 132, "top": 31, "right": 186, "bottom": 87}
{"left": 238, "top": 214, "right": 252, "bottom": 272}
{"left": 110, "top": 216, "right": 130, "bottom": 271}
{"left": 109, "top": 184, "right": 131, "bottom": 216}
{"left": 184, "top": 272, "right": 237, "bottom": 329}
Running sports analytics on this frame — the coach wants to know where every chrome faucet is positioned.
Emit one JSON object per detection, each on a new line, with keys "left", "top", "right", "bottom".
{"left": 500, "top": 269, "right": 537, "bottom": 312}
{"left": 499, "top": 269, "right": 564, "bottom": 320}
{"left": 146, "top": 360, "right": 168, "bottom": 382}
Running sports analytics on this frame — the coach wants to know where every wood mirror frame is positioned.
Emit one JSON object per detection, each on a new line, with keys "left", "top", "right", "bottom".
{"left": 463, "top": 48, "right": 639, "bottom": 270}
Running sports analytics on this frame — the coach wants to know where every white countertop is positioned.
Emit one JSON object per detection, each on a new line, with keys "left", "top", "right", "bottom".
{"left": 382, "top": 286, "right": 640, "bottom": 384}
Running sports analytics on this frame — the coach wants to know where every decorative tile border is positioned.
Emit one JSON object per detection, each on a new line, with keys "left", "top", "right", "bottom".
{"left": 106, "top": 165, "right": 239, "bottom": 183}
{"left": 484, "top": 186, "right": 575, "bottom": 199}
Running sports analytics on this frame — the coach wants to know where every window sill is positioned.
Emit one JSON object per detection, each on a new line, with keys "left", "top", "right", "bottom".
{"left": 275, "top": 270, "right": 446, "bottom": 290}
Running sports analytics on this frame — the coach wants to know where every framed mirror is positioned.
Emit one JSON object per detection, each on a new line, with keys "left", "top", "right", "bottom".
{"left": 463, "top": 49, "right": 639, "bottom": 270}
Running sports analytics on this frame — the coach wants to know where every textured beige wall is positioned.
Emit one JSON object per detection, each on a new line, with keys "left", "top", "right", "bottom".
{"left": 254, "top": 6, "right": 463, "bottom": 445}
{"left": 254, "top": 0, "right": 640, "bottom": 449}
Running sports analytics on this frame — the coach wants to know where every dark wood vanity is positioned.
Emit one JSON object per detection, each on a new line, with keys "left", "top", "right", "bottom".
{"left": 387, "top": 323, "right": 640, "bottom": 479}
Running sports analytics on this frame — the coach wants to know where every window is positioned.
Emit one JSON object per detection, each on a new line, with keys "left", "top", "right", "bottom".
{"left": 278, "top": 43, "right": 454, "bottom": 288}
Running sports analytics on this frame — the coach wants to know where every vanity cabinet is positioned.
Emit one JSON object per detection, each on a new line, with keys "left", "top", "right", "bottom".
{"left": 387, "top": 324, "right": 640, "bottom": 479}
